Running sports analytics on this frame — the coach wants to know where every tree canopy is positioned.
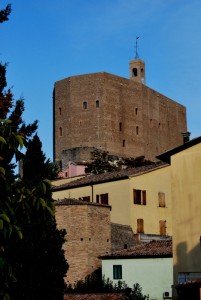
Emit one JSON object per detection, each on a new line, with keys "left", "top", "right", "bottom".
{"left": 85, "top": 149, "right": 154, "bottom": 175}
{"left": 0, "top": 4, "right": 67, "bottom": 299}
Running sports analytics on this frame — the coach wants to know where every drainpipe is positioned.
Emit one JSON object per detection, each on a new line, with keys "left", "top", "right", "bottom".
{"left": 91, "top": 185, "right": 94, "bottom": 202}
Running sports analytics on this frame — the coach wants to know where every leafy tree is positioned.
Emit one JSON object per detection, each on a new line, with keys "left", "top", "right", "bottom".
{"left": 22, "top": 134, "right": 59, "bottom": 185}
{"left": 85, "top": 149, "right": 119, "bottom": 174}
{"left": 85, "top": 149, "right": 154, "bottom": 175}
{"left": 121, "top": 156, "right": 154, "bottom": 168}
{"left": 10, "top": 133, "right": 68, "bottom": 300}
{"left": 0, "top": 4, "right": 67, "bottom": 299}
{"left": 66, "top": 268, "right": 149, "bottom": 300}
{"left": 0, "top": 4, "right": 11, "bottom": 23}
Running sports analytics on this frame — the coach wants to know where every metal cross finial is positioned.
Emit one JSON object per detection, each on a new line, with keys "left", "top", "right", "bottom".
{"left": 135, "top": 36, "right": 140, "bottom": 59}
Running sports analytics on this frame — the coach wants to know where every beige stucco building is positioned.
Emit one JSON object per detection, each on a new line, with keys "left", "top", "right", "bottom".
{"left": 53, "top": 135, "right": 201, "bottom": 298}
{"left": 53, "top": 162, "right": 172, "bottom": 237}
{"left": 101, "top": 240, "right": 173, "bottom": 300}
{"left": 157, "top": 136, "right": 201, "bottom": 299}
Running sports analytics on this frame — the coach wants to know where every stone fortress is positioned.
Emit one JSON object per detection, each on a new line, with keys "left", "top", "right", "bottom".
{"left": 52, "top": 55, "right": 188, "bottom": 288}
{"left": 53, "top": 57, "right": 187, "bottom": 170}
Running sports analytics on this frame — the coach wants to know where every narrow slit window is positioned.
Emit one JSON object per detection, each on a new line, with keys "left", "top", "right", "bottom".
{"left": 59, "top": 127, "right": 62, "bottom": 136}
{"left": 96, "top": 100, "right": 100, "bottom": 108}
{"left": 135, "top": 108, "right": 138, "bottom": 115}
{"left": 59, "top": 107, "right": 62, "bottom": 115}
{"left": 83, "top": 101, "right": 88, "bottom": 109}
{"left": 96, "top": 195, "right": 100, "bottom": 203}
{"left": 119, "top": 122, "right": 122, "bottom": 131}
{"left": 123, "top": 140, "right": 125, "bottom": 147}
{"left": 136, "top": 126, "right": 139, "bottom": 135}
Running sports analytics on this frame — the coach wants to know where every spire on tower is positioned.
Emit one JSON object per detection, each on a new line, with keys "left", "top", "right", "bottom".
{"left": 135, "top": 36, "right": 140, "bottom": 59}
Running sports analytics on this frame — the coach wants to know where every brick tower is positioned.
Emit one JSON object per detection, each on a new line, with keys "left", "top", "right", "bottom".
{"left": 53, "top": 59, "right": 187, "bottom": 168}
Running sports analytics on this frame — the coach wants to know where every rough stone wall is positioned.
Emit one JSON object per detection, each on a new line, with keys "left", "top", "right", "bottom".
{"left": 61, "top": 147, "right": 95, "bottom": 168}
{"left": 55, "top": 201, "right": 111, "bottom": 286}
{"left": 111, "top": 223, "right": 136, "bottom": 252}
{"left": 53, "top": 72, "right": 187, "bottom": 163}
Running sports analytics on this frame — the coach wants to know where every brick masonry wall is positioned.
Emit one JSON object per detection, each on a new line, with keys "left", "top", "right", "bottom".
{"left": 53, "top": 72, "right": 187, "bottom": 162}
{"left": 55, "top": 202, "right": 111, "bottom": 286}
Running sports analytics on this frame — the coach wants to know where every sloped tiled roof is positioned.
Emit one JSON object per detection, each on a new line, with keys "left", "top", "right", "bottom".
{"left": 52, "top": 162, "right": 166, "bottom": 191}
{"left": 64, "top": 293, "right": 125, "bottom": 300}
{"left": 100, "top": 239, "right": 172, "bottom": 259}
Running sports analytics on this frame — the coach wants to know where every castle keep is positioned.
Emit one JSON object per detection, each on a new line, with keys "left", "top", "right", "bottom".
{"left": 53, "top": 59, "right": 187, "bottom": 167}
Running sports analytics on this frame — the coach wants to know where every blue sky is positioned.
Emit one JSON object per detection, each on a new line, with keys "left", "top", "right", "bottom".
{"left": 1, "top": 0, "right": 201, "bottom": 161}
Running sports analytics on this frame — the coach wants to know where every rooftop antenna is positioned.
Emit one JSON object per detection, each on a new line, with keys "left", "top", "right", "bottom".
{"left": 135, "top": 36, "right": 140, "bottom": 59}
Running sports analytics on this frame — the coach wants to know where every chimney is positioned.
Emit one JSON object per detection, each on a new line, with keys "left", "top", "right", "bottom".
{"left": 181, "top": 132, "right": 191, "bottom": 144}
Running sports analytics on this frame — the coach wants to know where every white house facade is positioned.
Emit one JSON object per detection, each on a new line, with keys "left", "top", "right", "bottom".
{"left": 101, "top": 240, "right": 173, "bottom": 300}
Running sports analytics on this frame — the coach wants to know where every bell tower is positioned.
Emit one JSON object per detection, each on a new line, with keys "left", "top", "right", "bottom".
{"left": 129, "top": 37, "right": 146, "bottom": 84}
{"left": 129, "top": 58, "right": 146, "bottom": 84}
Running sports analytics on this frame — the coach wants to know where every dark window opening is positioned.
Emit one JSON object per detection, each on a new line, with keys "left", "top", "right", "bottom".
{"left": 96, "top": 100, "right": 100, "bottom": 108}
{"left": 113, "top": 265, "right": 122, "bottom": 280}
{"left": 132, "top": 68, "right": 138, "bottom": 77}
{"left": 119, "top": 122, "right": 122, "bottom": 131}
{"left": 135, "top": 108, "right": 138, "bottom": 115}
{"left": 142, "top": 190, "right": 146, "bottom": 205}
{"left": 136, "top": 126, "right": 139, "bottom": 135}
{"left": 59, "top": 127, "right": 62, "bottom": 136}
{"left": 133, "top": 189, "right": 146, "bottom": 205}
{"left": 83, "top": 101, "right": 88, "bottom": 109}
{"left": 96, "top": 194, "right": 108, "bottom": 205}
{"left": 82, "top": 196, "right": 90, "bottom": 202}
{"left": 100, "top": 193, "right": 108, "bottom": 205}
{"left": 59, "top": 107, "right": 62, "bottom": 115}
{"left": 96, "top": 195, "right": 99, "bottom": 203}
{"left": 123, "top": 140, "right": 125, "bottom": 147}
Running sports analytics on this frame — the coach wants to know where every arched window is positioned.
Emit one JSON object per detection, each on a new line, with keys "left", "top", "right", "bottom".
{"left": 132, "top": 68, "right": 138, "bottom": 77}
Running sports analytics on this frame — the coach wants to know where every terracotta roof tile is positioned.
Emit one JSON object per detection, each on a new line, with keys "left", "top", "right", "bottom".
{"left": 100, "top": 239, "right": 172, "bottom": 258}
{"left": 55, "top": 198, "right": 111, "bottom": 209}
{"left": 52, "top": 162, "right": 166, "bottom": 191}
